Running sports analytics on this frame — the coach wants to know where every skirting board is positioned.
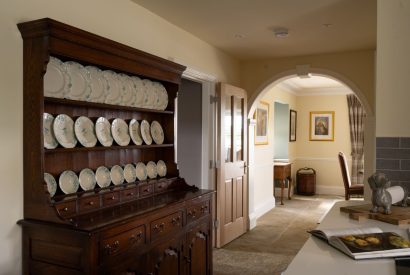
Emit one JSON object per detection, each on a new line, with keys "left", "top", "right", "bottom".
{"left": 249, "top": 197, "right": 276, "bottom": 229}
{"left": 315, "top": 185, "right": 344, "bottom": 196}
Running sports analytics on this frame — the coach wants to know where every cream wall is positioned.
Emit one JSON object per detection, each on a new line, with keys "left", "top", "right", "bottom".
{"left": 294, "top": 95, "right": 351, "bottom": 195}
{"left": 376, "top": 0, "right": 410, "bottom": 136}
{"left": 0, "top": 0, "right": 241, "bottom": 274}
{"left": 249, "top": 86, "right": 296, "bottom": 227}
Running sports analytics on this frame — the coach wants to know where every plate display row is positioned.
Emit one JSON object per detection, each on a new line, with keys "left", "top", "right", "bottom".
{"left": 44, "top": 56, "right": 168, "bottom": 110}
{"left": 44, "top": 160, "right": 167, "bottom": 196}
{"left": 44, "top": 113, "right": 165, "bottom": 149}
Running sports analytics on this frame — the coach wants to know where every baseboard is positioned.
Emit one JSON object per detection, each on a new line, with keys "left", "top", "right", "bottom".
{"left": 316, "top": 185, "right": 345, "bottom": 196}
{"left": 249, "top": 197, "right": 276, "bottom": 229}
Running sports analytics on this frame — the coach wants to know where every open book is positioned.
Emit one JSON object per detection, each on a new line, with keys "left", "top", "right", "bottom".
{"left": 309, "top": 227, "right": 410, "bottom": 260}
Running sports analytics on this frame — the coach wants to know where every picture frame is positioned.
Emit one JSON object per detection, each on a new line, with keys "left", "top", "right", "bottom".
{"left": 254, "top": 101, "right": 269, "bottom": 145}
{"left": 309, "top": 111, "right": 335, "bottom": 141}
{"left": 289, "top": 109, "right": 297, "bottom": 142}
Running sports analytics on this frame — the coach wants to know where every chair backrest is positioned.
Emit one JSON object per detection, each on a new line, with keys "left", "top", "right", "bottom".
{"left": 338, "top": 152, "right": 352, "bottom": 189}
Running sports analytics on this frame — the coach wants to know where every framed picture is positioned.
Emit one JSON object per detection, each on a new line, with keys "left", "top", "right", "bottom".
{"left": 309, "top": 111, "right": 335, "bottom": 141}
{"left": 289, "top": 109, "right": 297, "bottom": 142}
{"left": 254, "top": 101, "right": 269, "bottom": 145}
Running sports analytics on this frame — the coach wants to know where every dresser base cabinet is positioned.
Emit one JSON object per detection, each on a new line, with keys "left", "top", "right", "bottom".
{"left": 19, "top": 190, "right": 213, "bottom": 275}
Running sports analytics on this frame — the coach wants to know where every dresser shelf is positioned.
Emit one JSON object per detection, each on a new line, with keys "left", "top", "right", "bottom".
{"left": 45, "top": 143, "right": 174, "bottom": 154}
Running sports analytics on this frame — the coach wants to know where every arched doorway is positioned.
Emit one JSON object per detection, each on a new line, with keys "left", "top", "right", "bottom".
{"left": 247, "top": 67, "right": 374, "bottom": 228}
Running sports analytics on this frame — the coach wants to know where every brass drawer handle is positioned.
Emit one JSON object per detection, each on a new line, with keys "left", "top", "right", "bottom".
{"left": 88, "top": 201, "right": 94, "bottom": 206}
{"left": 128, "top": 192, "right": 134, "bottom": 196}
{"left": 165, "top": 248, "right": 177, "bottom": 257}
{"left": 171, "top": 216, "right": 180, "bottom": 225}
{"left": 188, "top": 210, "right": 197, "bottom": 218}
{"left": 104, "top": 240, "right": 120, "bottom": 255}
{"left": 130, "top": 231, "right": 143, "bottom": 243}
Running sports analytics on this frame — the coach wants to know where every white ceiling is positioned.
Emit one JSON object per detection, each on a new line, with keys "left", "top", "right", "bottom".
{"left": 132, "top": 0, "right": 376, "bottom": 60}
{"left": 276, "top": 75, "right": 352, "bottom": 96}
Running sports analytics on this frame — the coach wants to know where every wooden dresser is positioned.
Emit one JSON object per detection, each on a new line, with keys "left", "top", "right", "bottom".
{"left": 17, "top": 18, "right": 213, "bottom": 275}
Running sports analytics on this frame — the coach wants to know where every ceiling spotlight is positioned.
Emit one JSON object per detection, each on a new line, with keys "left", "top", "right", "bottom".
{"left": 322, "top": 23, "right": 333, "bottom": 28}
{"left": 273, "top": 28, "right": 289, "bottom": 38}
{"left": 234, "top": 33, "right": 245, "bottom": 39}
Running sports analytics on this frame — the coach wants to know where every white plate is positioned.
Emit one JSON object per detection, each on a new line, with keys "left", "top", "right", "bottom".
{"left": 86, "top": 66, "right": 108, "bottom": 103}
{"left": 79, "top": 168, "right": 96, "bottom": 191}
{"left": 142, "top": 79, "right": 156, "bottom": 109}
{"left": 146, "top": 161, "right": 158, "bottom": 179}
{"left": 44, "top": 57, "right": 70, "bottom": 98}
{"left": 44, "top": 172, "right": 57, "bottom": 197}
{"left": 157, "top": 83, "right": 168, "bottom": 110}
{"left": 102, "top": 70, "right": 122, "bottom": 105}
{"left": 110, "top": 165, "right": 124, "bottom": 185}
{"left": 59, "top": 170, "right": 80, "bottom": 194}
{"left": 111, "top": 118, "right": 130, "bottom": 146}
{"left": 43, "top": 113, "right": 58, "bottom": 149}
{"left": 65, "top": 61, "right": 91, "bottom": 101}
{"left": 135, "top": 162, "right": 147, "bottom": 181}
{"left": 129, "top": 119, "right": 143, "bottom": 145}
{"left": 95, "top": 117, "right": 113, "bottom": 147}
{"left": 152, "top": 82, "right": 163, "bottom": 110}
{"left": 74, "top": 116, "right": 97, "bottom": 147}
{"left": 96, "top": 166, "right": 111, "bottom": 188}
{"left": 131, "top": 76, "right": 144, "bottom": 108}
{"left": 157, "top": 160, "right": 167, "bottom": 177}
{"left": 150, "top": 120, "right": 164, "bottom": 144}
{"left": 53, "top": 114, "right": 77, "bottom": 148}
{"left": 123, "top": 164, "right": 137, "bottom": 183}
{"left": 140, "top": 120, "right": 152, "bottom": 145}
{"left": 118, "top": 74, "right": 136, "bottom": 106}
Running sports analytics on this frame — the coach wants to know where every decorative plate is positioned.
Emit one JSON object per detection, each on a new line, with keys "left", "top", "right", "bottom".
{"left": 129, "top": 119, "right": 143, "bottom": 145}
{"left": 111, "top": 118, "right": 130, "bottom": 146}
{"left": 131, "top": 76, "right": 144, "bottom": 108}
{"left": 156, "top": 160, "right": 167, "bottom": 177}
{"left": 146, "top": 161, "right": 158, "bottom": 179}
{"left": 135, "top": 162, "right": 147, "bottom": 181}
{"left": 79, "top": 168, "right": 96, "bottom": 191}
{"left": 44, "top": 172, "right": 57, "bottom": 197}
{"left": 118, "top": 74, "right": 136, "bottom": 106}
{"left": 74, "top": 116, "right": 97, "bottom": 147}
{"left": 150, "top": 120, "right": 164, "bottom": 144}
{"left": 123, "top": 164, "right": 137, "bottom": 183}
{"left": 110, "top": 165, "right": 124, "bottom": 185}
{"left": 44, "top": 57, "right": 70, "bottom": 98}
{"left": 140, "top": 120, "right": 152, "bottom": 145}
{"left": 152, "top": 82, "right": 163, "bottom": 110}
{"left": 85, "top": 66, "right": 108, "bottom": 103}
{"left": 96, "top": 166, "right": 111, "bottom": 188}
{"left": 53, "top": 114, "right": 77, "bottom": 148}
{"left": 95, "top": 117, "right": 113, "bottom": 147}
{"left": 102, "top": 70, "right": 122, "bottom": 105}
{"left": 65, "top": 61, "right": 91, "bottom": 101}
{"left": 157, "top": 83, "right": 168, "bottom": 110}
{"left": 142, "top": 79, "right": 156, "bottom": 109}
{"left": 59, "top": 170, "right": 80, "bottom": 194}
{"left": 43, "top": 113, "right": 58, "bottom": 149}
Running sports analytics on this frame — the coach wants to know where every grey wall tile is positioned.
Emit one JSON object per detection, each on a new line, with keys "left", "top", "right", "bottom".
{"left": 376, "top": 159, "right": 400, "bottom": 170}
{"left": 376, "top": 137, "right": 400, "bottom": 148}
{"left": 400, "top": 138, "right": 410, "bottom": 148}
{"left": 401, "top": 160, "right": 410, "bottom": 170}
{"left": 376, "top": 169, "right": 410, "bottom": 181}
{"left": 376, "top": 148, "right": 410, "bottom": 160}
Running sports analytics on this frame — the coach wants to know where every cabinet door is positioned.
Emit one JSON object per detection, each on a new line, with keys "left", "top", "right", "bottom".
{"left": 185, "top": 222, "right": 212, "bottom": 275}
{"left": 150, "top": 237, "right": 184, "bottom": 275}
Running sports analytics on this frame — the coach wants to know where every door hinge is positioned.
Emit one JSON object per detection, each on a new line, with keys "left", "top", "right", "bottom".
{"left": 210, "top": 95, "right": 219, "bottom": 104}
{"left": 214, "top": 219, "right": 219, "bottom": 229}
{"left": 209, "top": 160, "right": 221, "bottom": 169}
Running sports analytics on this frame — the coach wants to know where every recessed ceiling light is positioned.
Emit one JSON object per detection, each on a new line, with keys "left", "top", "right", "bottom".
{"left": 322, "top": 23, "right": 333, "bottom": 28}
{"left": 234, "top": 33, "right": 245, "bottom": 39}
{"left": 273, "top": 28, "right": 289, "bottom": 38}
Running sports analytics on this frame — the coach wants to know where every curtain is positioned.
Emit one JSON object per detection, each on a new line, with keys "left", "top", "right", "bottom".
{"left": 347, "top": 95, "right": 366, "bottom": 185}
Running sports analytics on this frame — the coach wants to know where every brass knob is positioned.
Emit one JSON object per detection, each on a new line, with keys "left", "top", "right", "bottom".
{"left": 88, "top": 201, "right": 94, "bottom": 206}
{"left": 63, "top": 207, "right": 68, "bottom": 212}
{"left": 111, "top": 196, "right": 115, "bottom": 200}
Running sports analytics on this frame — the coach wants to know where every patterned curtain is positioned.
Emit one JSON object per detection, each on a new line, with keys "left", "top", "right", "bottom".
{"left": 346, "top": 95, "right": 366, "bottom": 185}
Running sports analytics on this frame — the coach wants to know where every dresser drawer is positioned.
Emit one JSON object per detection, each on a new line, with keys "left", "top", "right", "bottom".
{"left": 151, "top": 211, "right": 183, "bottom": 241}
{"left": 103, "top": 191, "right": 120, "bottom": 206}
{"left": 154, "top": 180, "right": 169, "bottom": 193}
{"left": 79, "top": 195, "right": 100, "bottom": 213}
{"left": 121, "top": 187, "right": 138, "bottom": 202}
{"left": 100, "top": 225, "right": 146, "bottom": 259}
{"left": 187, "top": 200, "right": 210, "bottom": 224}
{"left": 139, "top": 183, "right": 153, "bottom": 197}
{"left": 55, "top": 201, "right": 77, "bottom": 218}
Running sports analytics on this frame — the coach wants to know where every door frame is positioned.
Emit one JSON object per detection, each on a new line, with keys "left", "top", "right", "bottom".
{"left": 182, "top": 67, "right": 217, "bottom": 190}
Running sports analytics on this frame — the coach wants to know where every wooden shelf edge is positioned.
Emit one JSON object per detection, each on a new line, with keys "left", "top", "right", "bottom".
{"left": 44, "top": 97, "right": 174, "bottom": 115}
{"left": 45, "top": 143, "right": 174, "bottom": 153}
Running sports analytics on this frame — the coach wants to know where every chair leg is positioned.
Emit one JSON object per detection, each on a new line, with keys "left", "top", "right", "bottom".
{"left": 345, "top": 191, "right": 349, "bottom": 201}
